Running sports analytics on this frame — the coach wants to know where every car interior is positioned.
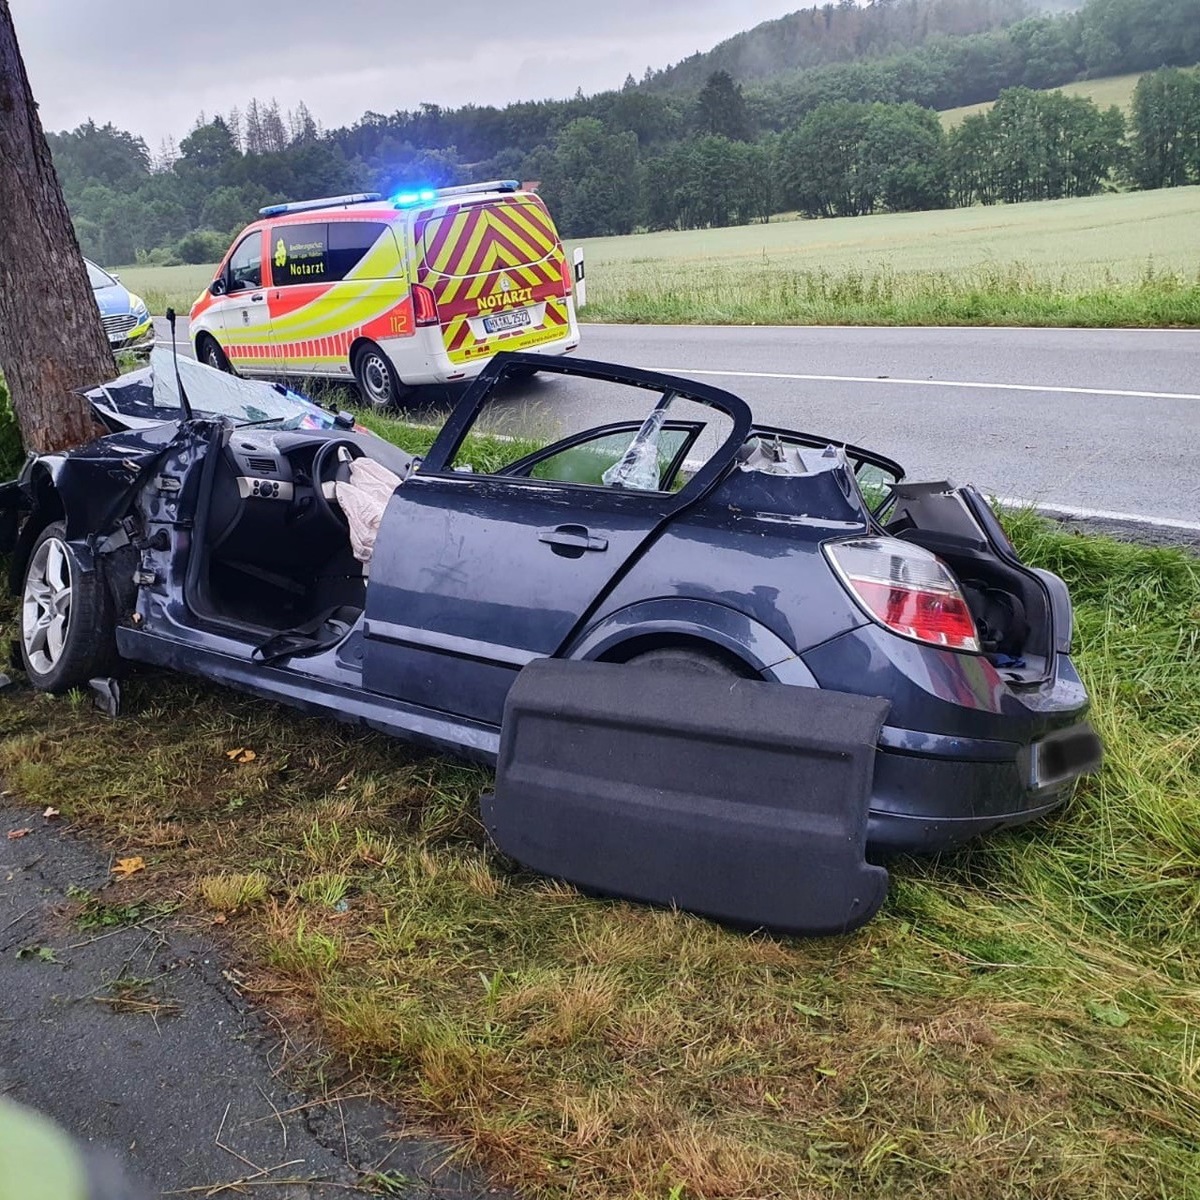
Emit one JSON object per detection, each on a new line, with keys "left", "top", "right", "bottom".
{"left": 187, "top": 426, "right": 415, "bottom": 636}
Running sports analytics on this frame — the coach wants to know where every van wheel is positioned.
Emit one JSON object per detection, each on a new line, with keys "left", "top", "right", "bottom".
{"left": 197, "top": 334, "right": 232, "bottom": 373}
{"left": 20, "top": 522, "right": 116, "bottom": 693}
{"left": 353, "top": 342, "right": 402, "bottom": 409}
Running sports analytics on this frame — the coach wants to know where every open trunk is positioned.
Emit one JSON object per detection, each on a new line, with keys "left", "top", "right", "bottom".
{"left": 882, "top": 482, "right": 1067, "bottom": 685}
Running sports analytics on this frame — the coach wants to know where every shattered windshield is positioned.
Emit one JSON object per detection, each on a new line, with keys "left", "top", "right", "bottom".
{"left": 146, "top": 347, "right": 337, "bottom": 430}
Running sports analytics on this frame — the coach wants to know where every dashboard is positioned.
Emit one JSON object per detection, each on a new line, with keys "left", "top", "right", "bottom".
{"left": 207, "top": 429, "right": 415, "bottom": 572}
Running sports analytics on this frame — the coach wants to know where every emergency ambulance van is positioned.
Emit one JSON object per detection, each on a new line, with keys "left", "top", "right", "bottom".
{"left": 189, "top": 181, "right": 581, "bottom": 406}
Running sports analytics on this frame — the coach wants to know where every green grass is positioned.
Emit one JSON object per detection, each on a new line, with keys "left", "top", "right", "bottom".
{"left": 571, "top": 188, "right": 1200, "bottom": 327}
{"left": 939, "top": 71, "right": 1154, "bottom": 128}
{"left": 0, "top": 477, "right": 1198, "bottom": 1198}
{"left": 115, "top": 261, "right": 215, "bottom": 317}
{"left": 119, "top": 189, "right": 1200, "bottom": 329}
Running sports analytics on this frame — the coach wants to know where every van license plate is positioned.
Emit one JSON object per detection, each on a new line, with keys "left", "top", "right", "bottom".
{"left": 484, "top": 309, "right": 532, "bottom": 334}
{"left": 1030, "top": 727, "right": 1103, "bottom": 788}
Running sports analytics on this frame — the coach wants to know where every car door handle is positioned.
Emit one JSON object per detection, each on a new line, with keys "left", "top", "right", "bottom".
{"left": 250, "top": 293, "right": 265, "bottom": 302}
{"left": 538, "top": 525, "right": 608, "bottom": 553}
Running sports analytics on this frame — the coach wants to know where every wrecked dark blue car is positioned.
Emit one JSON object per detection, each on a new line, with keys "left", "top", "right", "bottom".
{"left": 5, "top": 350, "right": 1100, "bottom": 934}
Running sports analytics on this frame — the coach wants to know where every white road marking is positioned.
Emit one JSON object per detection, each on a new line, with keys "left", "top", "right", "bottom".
{"left": 582, "top": 321, "right": 1200, "bottom": 335}
{"left": 996, "top": 498, "right": 1200, "bottom": 533}
{"left": 647, "top": 366, "right": 1200, "bottom": 403}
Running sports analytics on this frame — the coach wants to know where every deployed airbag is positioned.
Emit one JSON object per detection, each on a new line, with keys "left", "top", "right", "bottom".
{"left": 336, "top": 458, "right": 404, "bottom": 564}
{"left": 482, "top": 659, "right": 891, "bottom": 936}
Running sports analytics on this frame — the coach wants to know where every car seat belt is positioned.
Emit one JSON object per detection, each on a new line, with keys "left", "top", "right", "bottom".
{"left": 251, "top": 606, "right": 361, "bottom": 666}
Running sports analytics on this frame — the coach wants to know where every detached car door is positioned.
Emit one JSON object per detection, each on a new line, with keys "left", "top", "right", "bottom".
{"left": 362, "top": 357, "right": 749, "bottom": 726}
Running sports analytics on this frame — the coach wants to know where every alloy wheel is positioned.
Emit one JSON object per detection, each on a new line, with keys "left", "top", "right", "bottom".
{"left": 23, "top": 537, "right": 73, "bottom": 675}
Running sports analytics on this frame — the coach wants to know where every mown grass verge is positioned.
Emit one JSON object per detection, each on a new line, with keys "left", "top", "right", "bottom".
{"left": 131, "top": 263, "right": 1200, "bottom": 330}
{"left": 581, "top": 261, "right": 1200, "bottom": 329}
{"left": 1, "top": 511, "right": 1198, "bottom": 1200}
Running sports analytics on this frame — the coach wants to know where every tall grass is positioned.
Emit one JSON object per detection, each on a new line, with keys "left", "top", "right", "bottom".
{"left": 582, "top": 260, "right": 1200, "bottom": 328}
{"left": 0, "top": 505, "right": 1197, "bottom": 1199}
{"left": 0, "top": 375, "right": 23, "bottom": 479}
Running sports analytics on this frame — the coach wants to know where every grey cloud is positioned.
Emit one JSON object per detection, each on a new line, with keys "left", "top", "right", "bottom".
{"left": 11, "top": 0, "right": 793, "bottom": 144}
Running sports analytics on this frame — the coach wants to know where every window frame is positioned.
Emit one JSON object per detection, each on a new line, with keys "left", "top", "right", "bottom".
{"left": 497, "top": 420, "right": 704, "bottom": 493}
{"left": 417, "top": 357, "right": 754, "bottom": 512}
{"left": 226, "top": 231, "right": 264, "bottom": 292}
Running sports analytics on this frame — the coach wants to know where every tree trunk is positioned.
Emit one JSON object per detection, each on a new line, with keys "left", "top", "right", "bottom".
{"left": 0, "top": 0, "right": 115, "bottom": 455}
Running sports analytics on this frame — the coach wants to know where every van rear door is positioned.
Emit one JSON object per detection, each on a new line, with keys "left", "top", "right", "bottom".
{"left": 415, "top": 195, "right": 573, "bottom": 368}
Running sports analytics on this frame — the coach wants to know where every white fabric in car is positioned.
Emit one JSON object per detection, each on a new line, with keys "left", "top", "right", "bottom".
{"left": 335, "top": 458, "right": 404, "bottom": 564}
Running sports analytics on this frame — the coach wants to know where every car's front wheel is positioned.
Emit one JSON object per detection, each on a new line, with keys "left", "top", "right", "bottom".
{"left": 20, "top": 522, "right": 116, "bottom": 693}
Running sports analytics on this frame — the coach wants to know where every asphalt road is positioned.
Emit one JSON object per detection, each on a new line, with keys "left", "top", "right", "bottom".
{"left": 155, "top": 319, "right": 1200, "bottom": 533}
{"left": 0, "top": 800, "right": 495, "bottom": 1199}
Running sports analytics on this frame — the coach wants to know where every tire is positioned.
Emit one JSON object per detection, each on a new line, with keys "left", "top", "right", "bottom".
{"left": 197, "top": 334, "right": 232, "bottom": 373}
{"left": 352, "top": 341, "right": 403, "bottom": 409}
{"left": 625, "top": 646, "right": 748, "bottom": 678}
{"left": 20, "top": 522, "right": 116, "bottom": 693}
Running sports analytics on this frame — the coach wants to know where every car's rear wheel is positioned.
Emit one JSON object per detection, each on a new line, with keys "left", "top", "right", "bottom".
{"left": 353, "top": 341, "right": 403, "bottom": 409}
{"left": 197, "top": 333, "right": 232, "bottom": 373}
{"left": 625, "top": 646, "right": 749, "bottom": 678}
{"left": 20, "top": 522, "right": 116, "bottom": 693}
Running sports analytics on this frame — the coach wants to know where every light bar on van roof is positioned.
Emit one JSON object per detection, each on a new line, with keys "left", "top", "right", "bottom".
{"left": 392, "top": 179, "right": 521, "bottom": 208}
{"left": 259, "top": 192, "right": 384, "bottom": 217}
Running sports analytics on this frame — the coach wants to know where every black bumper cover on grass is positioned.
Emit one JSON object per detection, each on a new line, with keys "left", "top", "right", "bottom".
{"left": 483, "top": 660, "right": 892, "bottom": 937}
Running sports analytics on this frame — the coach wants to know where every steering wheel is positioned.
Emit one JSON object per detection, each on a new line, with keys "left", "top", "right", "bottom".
{"left": 312, "top": 438, "right": 365, "bottom": 524}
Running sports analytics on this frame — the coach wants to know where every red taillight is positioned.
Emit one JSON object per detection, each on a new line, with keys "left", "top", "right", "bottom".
{"left": 560, "top": 257, "right": 573, "bottom": 296}
{"left": 825, "top": 537, "right": 981, "bottom": 653}
{"left": 412, "top": 284, "right": 439, "bottom": 326}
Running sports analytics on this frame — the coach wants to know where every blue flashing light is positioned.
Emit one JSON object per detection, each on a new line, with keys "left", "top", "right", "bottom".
{"left": 394, "top": 187, "right": 438, "bottom": 207}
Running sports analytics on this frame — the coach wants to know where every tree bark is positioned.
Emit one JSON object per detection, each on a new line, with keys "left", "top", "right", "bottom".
{"left": 0, "top": 0, "right": 115, "bottom": 455}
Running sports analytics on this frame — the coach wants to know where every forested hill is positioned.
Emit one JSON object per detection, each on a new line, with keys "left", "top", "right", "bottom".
{"left": 46, "top": 0, "right": 1200, "bottom": 262}
{"left": 644, "top": 0, "right": 1036, "bottom": 93}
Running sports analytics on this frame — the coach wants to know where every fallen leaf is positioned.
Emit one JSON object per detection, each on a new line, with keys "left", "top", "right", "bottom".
{"left": 211, "top": 913, "right": 228, "bottom": 926}
{"left": 42, "top": 807, "right": 60, "bottom": 821}
{"left": 225, "top": 748, "right": 257, "bottom": 764}
{"left": 1086, "top": 1000, "right": 1130, "bottom": 1028}
{"left": 113, "top": 856, "right": 146, "bottom": 879}
{"left": 6, "top": 828, "right": 32, "bottom": 841}
{"left": 16, "top": 946, "right": 59, "bottom": 963}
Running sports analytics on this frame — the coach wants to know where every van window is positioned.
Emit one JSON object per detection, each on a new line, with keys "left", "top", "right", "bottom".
{"left": 271, "top": 223, "right": 328, "bottom": 285}
{"left": 327, "top": 221, "right": 389, "bottom": 279}
{"left": 228, "top": 233, "right": 263, "bottom": 291}
{"left": 271, "top": 221, "right": 390, "bottom": 286}
{"left": 421, "top": 199, "right": 557, "bottom": 278}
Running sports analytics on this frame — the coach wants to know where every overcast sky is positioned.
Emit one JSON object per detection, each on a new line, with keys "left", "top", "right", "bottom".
{"left": 11, "top": 1, "right": 796, "bottom": 148}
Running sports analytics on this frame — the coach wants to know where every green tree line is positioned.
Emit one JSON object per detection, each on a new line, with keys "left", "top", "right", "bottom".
{"left": 46, "top": 0, "right": 1200, "bottom": 260}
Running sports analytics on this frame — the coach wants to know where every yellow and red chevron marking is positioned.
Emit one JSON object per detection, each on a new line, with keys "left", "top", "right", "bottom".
{"left": 416, "top": 197, "right": 570, "bottom": 365}
{"left": 439, "top": 295, "right": 572, "bottom": 366}
{"left": 420, "top": 197, "right": 558, "bottom": 277}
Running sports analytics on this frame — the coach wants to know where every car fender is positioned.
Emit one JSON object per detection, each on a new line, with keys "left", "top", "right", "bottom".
{"left": 564, "top": 597, "right": 820, "bottom": 686}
